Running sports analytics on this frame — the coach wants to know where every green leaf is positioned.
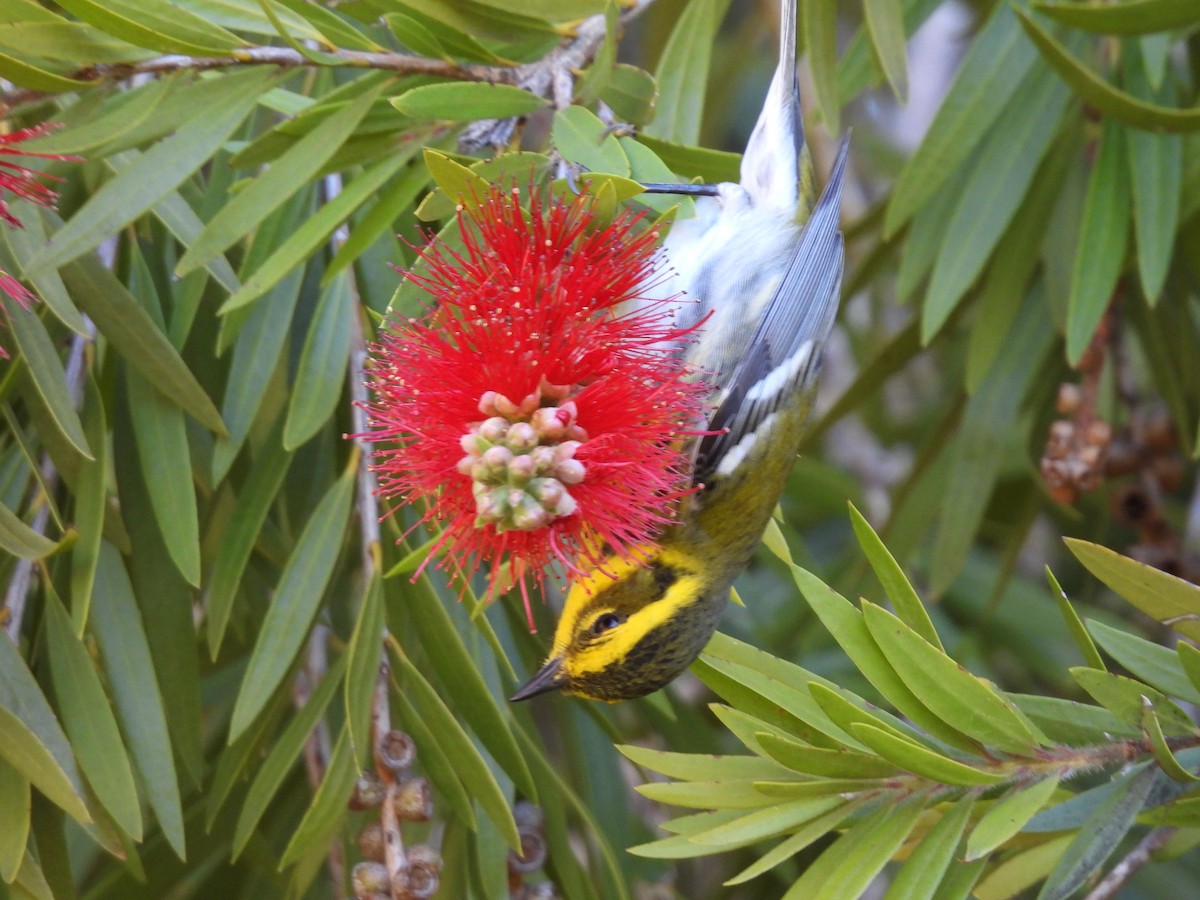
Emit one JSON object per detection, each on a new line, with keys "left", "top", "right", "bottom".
{"left": 802, "top": 0, "right": 840, "bottom": 133}
{"left": 390, "top": 643, "right": 519, "bottom": 849}
{"left": 786, "top": 797, "right": 925, "bottom": 900}
{"left": 921, "top": 64, "right": 1070, "bottom": 341}
{"left": 691, "top": 796, "right": 845, "bottom": 849}
{"left": 30, "top": 67, "right": 277, "bottom": 274}
{"left": 885, "top": 0, "right": 1038, "bottom": 235}
{"left": 0, "top": 500, "right": 56, "bottom": 559}
{"left": 966, "top": 775, "right": 1061, "bottom": 861}
{"left": 601, "top": 64, "right": 658, "bottom": 125}
{"left": 0, "top": 758, "right": 29, "bottom": 883}
{"left": 1124, "top": 40, "right": 1182, "bottom": 303}
{"left": 552, "top": 105, "right": 631, "bottom": 177}
{"left": 1179, "top": 641, "right": 1200, "bottom": 698}
{"left": 55, "top": 0, "right": 244, "bottom": 54}
{"left": 756, "top": 732, "right": 901, "bottom": 779}
{"left": 1066, "top": 538, "right": 1200, "bottom": 642}
{"left": 43, "top": 591, "right": 141, "bottom": 839}
{"left": 391, "top": 82, "right": 547, "bottom": 120}
{"left": 1142, "top": 701, "right": 1200, "bottom": 783}
{"left": 862, "top": 602, "right": 1046, "bottom": 754}
{"left": 863, "top": 0, "right": 908, "bottom": 101}
{"left": 228, "top": 466, "right": 353, "bottom": 741}
{"left": 69, "top": 376, "right": 106, "bottom": 633}
{"left": 635, "top": 779, "right": 772, "bottom": 810}
{"left": 3, "top": 200, "right": 87, "bottom": 335}
{"left": 59, "top": 253, "right": 226, "bottom": 434}
{"left": 1038, "top": 765, "right": 1156, "bottom": 900}
{"left": 1035, "top": 0, "right": 1200, "bottom": 36}
{"left": 1016, "top": 8, "right": 1200, "bottom": 132}
{"left": 0, "top": 634, "right": 89, "bottom": 824}
{"left": 231, "top": 652, "right": 347, "bottom": 858}
{"left": 1066, "top": 118, "right": 1129, "bottom": 363}
{"left": 1088, "top": 619, "right": 1200, "bottom": 704}
{"left": 723, "top": 800, "right": 862, "bottom": 885}
{"left": 883, "top": 797, "right": 975, "bottom": 900}
{"left": 849, "top": 722, "right": 1005, "bottom": 786}
{"left": 617, "top": 744, "right": 790, "bottom": 782}
{"left": 644, "top": 0, "right": 733, "bottom": 144}
{"left": 278, "top": 727, "right": 357, "bottom": 867}
{"left": 847, "top": 502, "right": 939, "bottom": 649}
{"left": 282, "top": 272, "right": 352, "bottom": 450}
{"left": 0, "top": 49, "right": 93, "bottom": 91}
{"left": 1012, "top": 693, "right": 1141, "bottom": 743}
{"left": 90, "top": 542, "right": 185, "bottom": 857}
{"left": 397, "top": 575, "right": 537, "bottom": 801}
{"left": 1047, "top": 566, "right": 1105, "bottom": 670}
{"left": 176, "top": 83, "right": 384, "bottom": 277}
{"left": 344, "top": 575, "right": 384, "bottom": 763}
{"left": 975, "top": 834, "right": 1073, "bottom": 900}
{"left": 206, "top": 425, "right": 295, "bottom": 655}
{"left": 1, "top": 295, "right": 91, "bottom": 460}
{"left": 1070, "top": 667, "right": 1196, "bottom": 736}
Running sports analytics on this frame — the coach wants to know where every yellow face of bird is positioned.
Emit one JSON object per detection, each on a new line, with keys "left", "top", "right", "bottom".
{"left": 510, "top": 546, "right": 725, "bottom": 702}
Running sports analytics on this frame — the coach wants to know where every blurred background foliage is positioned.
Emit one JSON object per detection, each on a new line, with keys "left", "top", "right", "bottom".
{"left": 1, "top": 0, "right": 1200, "bottom": 897}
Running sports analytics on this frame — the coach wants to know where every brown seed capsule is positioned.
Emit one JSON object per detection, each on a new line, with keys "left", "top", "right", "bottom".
{"left": 398, "top": 844, "right": 443, "bottom": 900}
{"left": 357, "top": 821, "right": 386, "bottom": 863}
{"left": 1084, "top": 419, "right": 1113, "bottom": 449}
{"left": 350, "top": 771, "right": 387, "bottom": 810}
{"left": 1150, "top": 454, "right": 1185, "bottom": 493}
{"left": 1056, "top": 382, "right": 1082, "bottom": 414}
{"left": 1103, "top": 432, "right": 1140, "bottom": 478}
{"left": 1138, "top": 408, "right": 1178, "bottom": 453}
{"left": 351, "top": 861, "right": 390, "bottom": 897}
{"left": 394, "top": 776, "right": 433, "bottom": 822}
{"left": 1110, "top": 483, "right": 1158, "bottom": 527}
{"left": 378, "top": 729, "right": 417, "bottom": 774}
{"left": 508, "top": 825, "right": 547, "bottom": 874}
{"left": 513, "top": 800, "right": 544, "bottom": 830}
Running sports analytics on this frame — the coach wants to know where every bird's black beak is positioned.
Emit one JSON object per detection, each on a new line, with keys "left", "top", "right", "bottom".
{"left": 510, "top": 657, "right": 565, "bottom": 702}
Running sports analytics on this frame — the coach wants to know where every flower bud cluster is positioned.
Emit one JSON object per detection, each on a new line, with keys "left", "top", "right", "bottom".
{"left": 507, "top": 801, "right": 558, "bottom": 898}
{"left": 350, "top": 730, "right": 445, "bottom": 899}
{"left": 458, "top": 381, "right": 590, "bottom": 534}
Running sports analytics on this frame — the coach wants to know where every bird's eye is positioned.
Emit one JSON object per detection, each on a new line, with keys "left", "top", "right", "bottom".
{"left": 591, "top": 612, "right": 624, "bottom": 636}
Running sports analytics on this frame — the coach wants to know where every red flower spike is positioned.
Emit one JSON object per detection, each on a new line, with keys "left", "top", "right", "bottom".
{"left": 361, "top": 184, "right": 711, "bottom": 626}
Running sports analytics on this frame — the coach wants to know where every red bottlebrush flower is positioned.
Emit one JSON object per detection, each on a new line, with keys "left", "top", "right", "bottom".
{"left": 362, "top": 184, "right": 710, "bottom": 625}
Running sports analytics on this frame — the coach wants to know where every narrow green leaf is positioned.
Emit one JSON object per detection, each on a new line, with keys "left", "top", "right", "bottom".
{"left": 392, "top": 82, "right": 547, "bottom": 120}
{"left": 205, "top": 425, "right": 295, "bottom": 655}
{"left": 1070, "top": 667, "right": 1196, "bottom": 736}
{"left": 617, "top": 744, "right": 790, "bottom": 782}
{"left": 635, "top": 779, "right": 772, "bottom": 810}
{"left": 863, "top": 0, "right": 908, "bottom": 101}
{"left": 883, "top": 797, "right": 975, "bottom": 900}
{"left": 390, "top": 644, "right": 519, "bottom": 848}
{"left": 3, "top": 201, "right": 86, "bottom": 335}
{"left": 69, "top": 376, "right": 105, "bottom": 633}
{"left": 757, "top": 732, "right": 901, "bottom": 779}
{"left": 1, "top": 295, "right": 91, "bottom": 459}
{"left": 176, "top": 83, "right": 384, "bottom": 277}
{"left": 1012, "top": 693, "right": 1141, "bottom": 743}
{"left": 55, "top": 0, "right": 244, "bottom": 54}
{"left": 1066, "top": 118, "right": 1129, "bottom": 363}
{"left": 0, "top": 634, "right": 89, "bottom": 824}
{"left": 864, "top": 602, "right": 1046, "bottom": 753}
{"left": 551, "top": 105, "right": 631, "bottom": 177}
{"left": 0, "top": 49, "right": 93, "bottom": 91}
{"left": 397, "top": 575, "right": 537, "bottom": 802}
{"left": 228, "top": 466, "right": 353, "bottom": 741}
{"left": 125, "top": 364, "right": 200, "bottom": 587}
{"left": 0, "top": 758, "right": 29, "bottom": 883}
{"left": 59, "top": 254, "right": 226, "bottom": 434}
{"left": 391, "top": 689, "right": 476, "bottom": 828}
{"left": 90, "top": 542, "right": 185, "bottom": 858}
{"left": 1142, "top": 701, "right": 1200, "bottom": 783}
{"left": 30, "top": 67, "right": 277, "bottom": 274}
{"left": 850, "top": 723, "right": 1005, "bottom": 785}
{"left": 43, "top": 591, "right": 142, "bottom": 840}
{"left": 1124, "top": 40, "right": 1182, "bottom": 303}
{"left": 282, "top": 272, "right": 353, "bottom": 450}
{"left": 1036, "top": 0, "right": 1200, "bottom": 37}
{"left": 222, "top": 154, "right": 407, "bottom": 313}
{"left": 723, "top": 800, "right": 862, "bottom": 885}
{"left": 279, "top": 727, "right": 357, "bottom": 867}
{"left": 1016, "top": 8, "right": 1200, "bottom": 132}
{"left": 644, "top": 0, "right": 733, "bottom": 144}
{"left": 847, "top": 502, "right": 940, "bottom": 649}
{"left": 1178, "top": 641, "right": 1200, "bottom": 697}
{"left": 1038, "top": 765, "right": 1156, "bottom": 900}
{"left": 693, "top": 796, "right": 844, "bottom": 848}
{"left": 601, "top": 64, "right": 658, "bottom": 126}
{"left": 1088, "top": 619, "right": 1200, "bottom": 704}
{"left": 1066, "top": 538, "right": 1200, "bottom": 642}
{"left": 803, "top": 0, "right": 840, "bottom": 132}
{"left": 231, "top": 653, "right": 347, "bottom": 858}
{"left": 966, "top": 775, "right": 1061, "bottom": 861}
{"left": 885, "top": 0, "right": 1038, "bottom": 234}
{"left": 344, "top": 575, "right": 384, "bottom": 763}
{"left": 1047, "top": 566, "right": 1105, "bottom": 670}
{"left": 0, "top": 500, "right": 57, "bottom": 559}
{"left": 788, "top": 798, "right": 925, "bottom": 900}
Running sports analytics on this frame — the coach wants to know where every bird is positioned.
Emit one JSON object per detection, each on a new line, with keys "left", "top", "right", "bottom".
{"left": 511, "top": 0, "right": 849, "bottom": 702}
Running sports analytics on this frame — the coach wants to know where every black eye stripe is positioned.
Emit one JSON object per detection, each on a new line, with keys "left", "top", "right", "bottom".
{"left": 653, "top": 564, "right": 679, "bottom": 594}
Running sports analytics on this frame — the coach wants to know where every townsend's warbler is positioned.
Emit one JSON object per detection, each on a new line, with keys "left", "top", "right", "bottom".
{"left": 511, "top": 0, "right": 848, "bottom": 703}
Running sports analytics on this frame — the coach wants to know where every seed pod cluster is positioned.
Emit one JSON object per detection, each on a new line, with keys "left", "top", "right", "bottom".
{"left": 1040, "top": 383, "right": 1113, "bottom": 504}
{"left": 350, "top": 730, "right": 445, "bottom": 899}
{"left": 507, "top": 801, "right": 558, "bottom": 898}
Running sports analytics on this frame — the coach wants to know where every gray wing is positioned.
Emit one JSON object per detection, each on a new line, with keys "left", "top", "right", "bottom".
{"left": 693, "top": 136, "right": 850, "bottom": 488}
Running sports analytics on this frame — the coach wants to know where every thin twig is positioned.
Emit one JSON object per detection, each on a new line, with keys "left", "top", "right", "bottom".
{"left": 1084, "top": 826, "right": 1176, "bottom": 900}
